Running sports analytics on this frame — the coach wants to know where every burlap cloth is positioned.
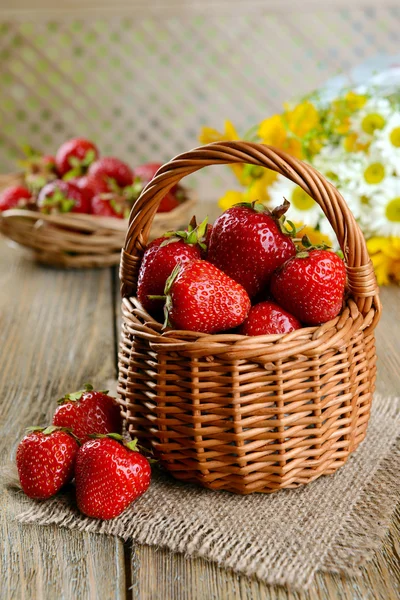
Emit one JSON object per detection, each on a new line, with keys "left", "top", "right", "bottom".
{"left": 6, "top": 393, "right": 400, "bottom": 590}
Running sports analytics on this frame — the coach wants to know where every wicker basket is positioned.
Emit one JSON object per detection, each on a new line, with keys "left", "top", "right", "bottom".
{"left": 117, "top": 141, "right": 381, "bottom": 495}
{"left": 0, "top": 173, "right": 196, "bottom": 268}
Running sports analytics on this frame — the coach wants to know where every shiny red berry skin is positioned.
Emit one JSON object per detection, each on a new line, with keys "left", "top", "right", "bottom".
{"left": 208, "top": 205, "right": 296, "bottom": 298}
{"left": 55, "top": 138, "right": 99, "bottom": 176}
{"left": 137, "top": 237, "right": 201, "bottom": 316}
{"left": 37, "top": 180, "right": 91, "bottom": 214}
{"left": 168, "top": 259, "right": 251, "bottom": 334}
{"left": 0, "top": 185, "right": 31, "bottom": 211}
{"left": 271, "top": 250, "right": 346, "bottom": 325}
{"left": 53, "top": 390, "right": 122, "bottom": 443}
{"left": 239, "top": 301, "right": 301, "bottom": 336}
{"left": 16, "top": 430, "right": 78, "bottom": 500}
{"left": 88, "top": 157, "right": 133, "bottom": 188}
{"left": 75, "top": 438, "right": 151, "bottom": 520}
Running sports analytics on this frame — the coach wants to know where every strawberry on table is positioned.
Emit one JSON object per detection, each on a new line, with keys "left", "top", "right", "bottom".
{"left": 238, "top": 301, "right": 301, "bottom": 336}
{"left": 37, "top": 180, "right": 91, "bottom": 214}
{"left": 137, "top": 218, "right": 208, "bottom": 315}
{"left": 53, "top": 383, "right": 122, "bottom": 443}
{"left": 162, "top": 260, "right": 251, "bottom": 334}
{"left": 88, "top": 157, "right": 134, "bottom": 189}
{"left": 75, "top": 435, "right": 151, "bottom": 520}
{"left": 56, "top": 138, "right": 99, "bottom": 177}
{"left": 271, "top": 241, "right": 346, "bottom": 325}
{"left": 16, "top": 426, "right": 79, "bottom": 500}
{"left": 208, "top": 201, "right": 296, "bottom": 298}
{"left": 0, "top": 185, "right": 32, "bottom": 211}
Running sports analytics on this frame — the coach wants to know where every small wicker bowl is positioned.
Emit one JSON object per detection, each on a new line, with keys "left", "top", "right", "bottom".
{"left": 0, "top": 173, "right": 196, "bottom": 268}
{"left": 117, "top": 141, "right": 381, "bottom": 495}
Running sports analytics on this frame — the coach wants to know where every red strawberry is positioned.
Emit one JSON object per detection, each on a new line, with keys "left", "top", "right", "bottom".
{"left": 56, "top": 138, "right": 99, "bottom": 177}
{"left": 137, "top": 218, "right": 208, "bottom": 315}
{"left": 88, "top": 157, "right": 134, "bottom": 189}
{"left": 73, "top": 174, "right": 109, "bottom": 200}
{"left": 270, "top": 247, "right": 346, "bottom": 325}
{"left": 158, "top": 192, "right": 179, "bottom": 213}
{"left": 16, "top": 426, "right": 79, "bottom": 500}
{"left": 75, "top": 436, "right": 151, "bottom": 519}
{"left": 134, "top": 162, "right": 183, "bottom": 212}
{"left": 0, "top": 185, "right": 32, "bottom": 211}
{"left": 164, "top": 260, "right": 251, "bottom": 333}
{"left": 53, "top": 384, "right": 122, "bottom": 443}
{"left": 134, "top": 162, "right": 178, "bottom": 194}
{"left": 239, "top": 301, "right": 301, "bottom": 336}
{"left": 37, "top": 180, "right": 91, "bottom": 214}
{"left": 91, "top": 193, "right": 129, "bottom": 218}
{"left": 208, "top": 201, "right": 296, "bottom": 298}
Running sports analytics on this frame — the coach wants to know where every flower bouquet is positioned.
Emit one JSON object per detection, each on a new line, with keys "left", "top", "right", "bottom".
{"left": 200, "top": 67, "right": 400, "bottom": 285}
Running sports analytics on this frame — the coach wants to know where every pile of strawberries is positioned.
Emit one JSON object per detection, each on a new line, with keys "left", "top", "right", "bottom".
{"left": 0, "top": 137, "right": 186, "bottom": 218}
{"left": 137, "top": 200, "right": 346, "bottom": 334}
{"left": 16, "top": 384, "right": 151, "bottom": 520}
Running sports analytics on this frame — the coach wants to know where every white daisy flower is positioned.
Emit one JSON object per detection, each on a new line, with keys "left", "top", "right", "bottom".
{"left": 268, "top": 174, "right": 323, "bottom": 228}
{"left": 349, "top": 97, "right": 392, "bottom": 143}
{"left": 346, "top": 151, "right": 394, "bottom": 197}
{"left": 369, "top": 176, "right": 400, "bottom": 237}
{"left": 374, "top": 112, "right": 400, "bottom": 171}
{"left": 313, "top": 145, "right": 358, "bottom": 188}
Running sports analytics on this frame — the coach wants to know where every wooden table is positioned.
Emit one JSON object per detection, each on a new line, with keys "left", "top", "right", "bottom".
{"left": 1, "top": 236, "right": 399, "bottom": 600}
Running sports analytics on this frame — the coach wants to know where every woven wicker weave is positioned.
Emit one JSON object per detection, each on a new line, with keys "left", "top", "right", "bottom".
{"left": 0, "top": 173, "right": 196, "bottom": 268}
{"left": 117, "top": 141, "right": 381, "bottom": 495}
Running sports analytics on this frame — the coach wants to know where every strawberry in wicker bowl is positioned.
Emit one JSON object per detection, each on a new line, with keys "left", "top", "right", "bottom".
{"left": 117, "top": 140, "right": 381, "bottom": 495}
{"left": 0, "top": 140, "right": 195, "bottom": 268}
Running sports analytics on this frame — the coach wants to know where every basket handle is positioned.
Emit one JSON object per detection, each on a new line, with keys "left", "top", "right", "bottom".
{"left": 120, "top": 141, "right": 380, "bottom": 319}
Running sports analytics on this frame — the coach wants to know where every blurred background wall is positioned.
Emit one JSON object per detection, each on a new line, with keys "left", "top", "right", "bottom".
{"left": 1, "top": 0, "right": 400, "bottom": 200}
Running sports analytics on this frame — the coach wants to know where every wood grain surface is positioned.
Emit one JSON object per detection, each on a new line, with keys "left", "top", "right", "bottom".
{"left": 0, "top": 236, "right": 399, "bottom": 600}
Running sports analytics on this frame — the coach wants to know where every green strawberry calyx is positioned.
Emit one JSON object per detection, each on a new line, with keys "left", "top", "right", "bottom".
{"left": 41, "top": 188, "right": 76, "bottom": 213}
{"left": 89, "top": 433, "right": 156, "bottom": 461}
{"left": 160, "top": 216, "right": 209, "bottom": 252}
{"left": 295, "top": 235, "right": 332, "bottom": 258}
{"left": 57, "top": 383, "right": 109, "bottom": 405}
{"left": 25, "top": 425, "right": 81, "bottom": 443}
{"left": 235, "top": 199, "right": 301, "bottom": 238}
{"left": 63, "top": 149, "right": 97, "bottom": 180}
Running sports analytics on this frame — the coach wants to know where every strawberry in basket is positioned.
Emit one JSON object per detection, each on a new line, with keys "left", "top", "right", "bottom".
{"left": 161, "top": 260, "right": 251, "bottom": 334}
{"left": 56, "top": 138, "right": 99, "bottom": 177}
{"left": 137, "top": 218, "right": 209, "bottom": 315}
{"left": 37, "top": 180, "right": 91, "bottom": 214}
{"left": 0, "top": 185, "right": 33, "bottom": 211}
{"left": 271, "top": 237, "right": 346, "bottom": 325}
{"left": 134, "top": 162, "right": 184, "bottom": 213}
{"left": 208, "top": 200, "right": 296, "bottom": 298}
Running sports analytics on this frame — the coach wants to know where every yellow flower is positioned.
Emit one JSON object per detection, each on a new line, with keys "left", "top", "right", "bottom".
{"left": 367, "top": 236, "right": 400, "bottom": 285}
{"left": 258, "top": 114, "right": 287, "bottom": 148}
{"left": 259, "top": 102, "right": 321, "bottom": 159}
{"left": 218, "top": 190, "right": 245, "bottom": 211}
{"left": 294, "top": 223, "right": 333, "bottom": 248}
{"left": 244, "top": 170, "right": 278, "bottom": 203}
{"left": 199, "top": 120, "right": 245, "bottom": 184}
{"left": 343, "top": 133, "right": 370, "bottom": 153}
{"left": 286, "top": 101, "right": 320, "bottom": 138}
{"left": 331, "top": 92, "right": 368, "bottom": 135}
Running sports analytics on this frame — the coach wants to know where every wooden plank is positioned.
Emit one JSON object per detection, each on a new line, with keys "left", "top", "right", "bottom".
{"left": 126, "top": 283, "right": 400, "bottom": 599}
{"left": 0, "top": 239, "right": 126, "bottom": 600}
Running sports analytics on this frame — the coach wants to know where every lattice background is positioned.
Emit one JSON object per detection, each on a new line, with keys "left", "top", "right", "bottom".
{"left": 1, "top": 3, "right": 400, "bottom": 200}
